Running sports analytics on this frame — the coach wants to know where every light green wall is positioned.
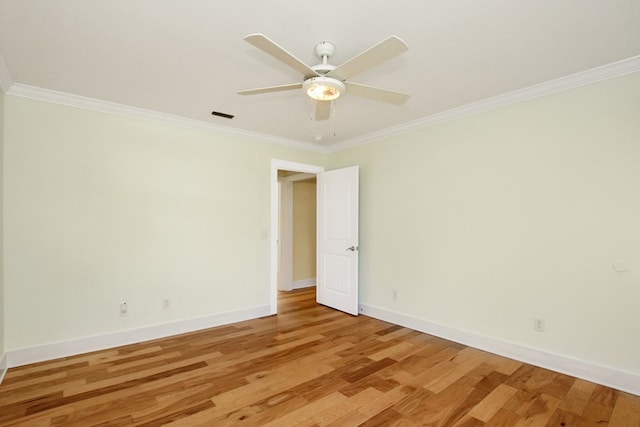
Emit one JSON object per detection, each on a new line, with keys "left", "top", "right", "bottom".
{"left": 292, "top": 179, "right": 316, "bottom": 281}
{"left": 3, "top": 71, "right": 640, "bottom": 377}
{"left": 329, "top": 71, "right": 640, "bottom": 374}
{"left": 3, "top": 96, "right": 325, "bottom": 350}
{"left": 0, "top": 89, "right": 4, "bottom": 357}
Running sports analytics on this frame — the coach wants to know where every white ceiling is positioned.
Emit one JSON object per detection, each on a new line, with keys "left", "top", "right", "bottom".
{"left": 1, "top": 1, "right": 639, "bottom": 148}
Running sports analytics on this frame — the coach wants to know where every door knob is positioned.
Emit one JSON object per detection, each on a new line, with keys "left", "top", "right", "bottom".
{"left": 346, "top": 246, "right": 358, "bottom": 252}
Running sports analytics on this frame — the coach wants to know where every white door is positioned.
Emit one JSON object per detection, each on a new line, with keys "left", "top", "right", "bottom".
{"left": 317, "top": 166, "right": 359, "bottom": 315}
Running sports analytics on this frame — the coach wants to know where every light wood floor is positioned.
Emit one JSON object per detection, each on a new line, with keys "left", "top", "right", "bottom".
{"left": 1, "top": 287, "right": 639, "bottom": 426}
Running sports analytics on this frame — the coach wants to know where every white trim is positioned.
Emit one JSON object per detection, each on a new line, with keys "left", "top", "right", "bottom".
{"left": 292, "top": 279, "right": 316, "bottom": 290}
{"left": 5, "top": 84, "right": 325, "bottom": 153}
{"left": 270, "top": 160, "right": 324, "bottom": 314}
{"left": 0, "top": 353, "right": 7, "bottom": 385}
{"left": 2, "top": 56, "right": 638, "bottom": 153}
{"left": 360, "top": 303, "right": 640, "bottom": 397}
{"left": 6, "top": 305, "right": 270, "bottom": 368}
{"left": 0, "top": 50, "right": 13, "bottom": 93}
{"left": 279, "top": 173, "right": 316, "bottom": 183}
{"left": 329, "top": 55, "right": 640, "bottom": 153}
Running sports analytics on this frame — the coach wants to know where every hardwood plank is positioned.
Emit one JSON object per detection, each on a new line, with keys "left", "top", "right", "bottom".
{"left": 514, "top": 392, "right": 561, "bottom": 426}
{"left": 609, "top": 393, "right": 640, "bottom": 427}
{"left": 0, "top": 287, "right": 638, "bottom": 426}
{"left": 467, "top": 383, "right": 519, "bottom": 422}
{"left": 260, "top": 391, "right": 347, "bottom": 426}
{"left": 311, "top": 387, "right": 382, "bottom": 426}
{"left": 560, "top": 378, "right": 597, "bottom": 416}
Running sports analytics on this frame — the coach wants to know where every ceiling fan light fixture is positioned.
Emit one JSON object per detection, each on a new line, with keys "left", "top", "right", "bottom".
{"left": 303, "top": 77, "right": 345, "bottom": 101}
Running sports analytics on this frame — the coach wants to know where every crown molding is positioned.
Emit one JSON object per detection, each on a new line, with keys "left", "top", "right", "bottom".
{"left": 4, "top": 55, "right": 639, "bottom": 154}
{"left": 328, "top": 55, "right": 640, "bottom": 153}
{"left": 0, "top": 50, "right": 14, "bottom": 93}
{"left": 6, "top": 84, "right": 326, "bottom": 153}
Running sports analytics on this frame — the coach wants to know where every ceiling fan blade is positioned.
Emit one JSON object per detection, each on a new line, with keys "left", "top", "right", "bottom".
{"left": 345, "top": 82, "right": 410, "bottom": 105}
{"left": 327, "top": 36, "right": 408, "bottom": 81}
{"left": 314, "top": 100, "right": 331, "bottom": 121}
{"left": 244, "top": 33, "right": 320, "bottom": 79}
{"left": 237, "top": 82, "right": 302, "bottom": 96}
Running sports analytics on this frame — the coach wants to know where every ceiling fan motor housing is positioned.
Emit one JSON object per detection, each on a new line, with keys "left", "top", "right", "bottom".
{"left": 311, "top": 63, "right": 336, "bottom": 75}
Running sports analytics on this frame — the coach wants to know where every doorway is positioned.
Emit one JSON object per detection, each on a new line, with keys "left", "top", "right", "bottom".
{"left": 270, "top": 160, "right": 360, "bottom": 316}
{"left": 278, "top": 171, "right": 317, "bottom": 294}
{"left": 269, "top": 160, "right": 324, "bottom": 314}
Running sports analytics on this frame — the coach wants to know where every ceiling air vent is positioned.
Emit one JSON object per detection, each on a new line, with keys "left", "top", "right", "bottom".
{"left": 211, "top": 111, "right": 234, "bottom": 119}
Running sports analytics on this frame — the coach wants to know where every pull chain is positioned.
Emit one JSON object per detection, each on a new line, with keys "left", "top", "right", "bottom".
{"left": 332, "top": 100, "right": 337, "bottom": 137}
{"left": 307, "top": 98, "right": 338, "bottom": 138}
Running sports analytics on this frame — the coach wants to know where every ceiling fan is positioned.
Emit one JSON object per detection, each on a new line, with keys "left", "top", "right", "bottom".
{"left": 238, "top": 34, "right": 410, "bottom": 121}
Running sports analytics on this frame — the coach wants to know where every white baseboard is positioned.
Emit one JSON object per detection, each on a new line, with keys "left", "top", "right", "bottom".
{"left": 292, "top": 279, "right": 316, "bottom": 290}
{"left": 0, "top": 353, "right": 7, "bottom": 385}
{"left": 360, "top": 303, "right": 640, "bottom": 397}
{"left": 6, "top": 305, "right": 271, "bottom": 368}
{"left": 6, "top": 302, "right": 638, "bottom": 397}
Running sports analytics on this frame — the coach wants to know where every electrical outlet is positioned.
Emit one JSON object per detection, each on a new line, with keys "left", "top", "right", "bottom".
{"left": 120, "top": 302, "right": 128, "bottom": 316}
{"left": 392, "top": 290, "right": 398, "bottom": 300}
{"left": 534, "top": 318, "right": 545, "bottom": 332}
{"left": 162, "top": 298, "right": 170, "bottom": 310}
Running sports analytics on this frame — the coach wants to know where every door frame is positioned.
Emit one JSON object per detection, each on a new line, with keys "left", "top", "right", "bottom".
{"left": 270, "top": 159, "right": 324, "bottom": 314}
